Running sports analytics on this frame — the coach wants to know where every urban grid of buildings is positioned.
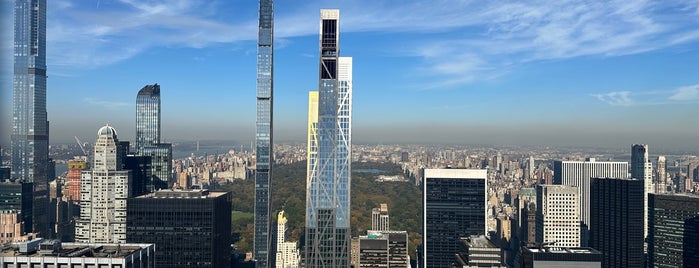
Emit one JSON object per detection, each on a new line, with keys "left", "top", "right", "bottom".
{"left": 1, "top": 0, "right": 699, "bottom": 268}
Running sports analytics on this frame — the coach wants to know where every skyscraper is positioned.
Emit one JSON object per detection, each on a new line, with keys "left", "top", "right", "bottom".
{"left": 135, "top": 84, "right": 160, "bottom": 153}
{"left": 305, "top": 9, "right": 353, "bottom": 267}
{"left": 255, "top": 0, "right": 274, "bottom": 266}
{"left": 11, "top": 0, "right": 49, "bottom": 237}
{"left": 589, "top": 177, "right": 644, "bottom": 268}
{"left": 423, "top": 168, "right": 487, "bottom": 268}
{"left": 648, "top": 194, "right": 699, "bottom": 267}
{"left": 135, "top": 84, "right": 171, "bottom": 190}
{"left": 536, "top": 184, "right": 580, "bottom": 248}
{"left": 275, "top": 210, "right": 300, "bottom": 268}
{"left": 75, "top": 125, "right": 131, "bottom": 243}
{"left": 371, "top": 203, "right": 389, "bottom": 231}
{"left": 656, "top": 155, "right": 667, "bottom": 193}
{"left": 631, "top": 144, "right": 652, "bottom": 238}
{"left": 553, "top": 159, "right": 628, "bottom": 245}
{"left": 127, "top": 190, "right": 232, "bottom": 268}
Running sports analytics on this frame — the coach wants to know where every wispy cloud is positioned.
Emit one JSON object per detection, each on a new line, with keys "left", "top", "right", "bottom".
{"left": 592, "top": 91, "right": 635, "bottom": 106}
{"left": 593, "top": 83, "right": 699, "bottom": 106}
{"left": 83, "top": 97, "right": 130, "bottom": 108}
{"left": 669, "top": 84, "right": 699, "bottom": 101}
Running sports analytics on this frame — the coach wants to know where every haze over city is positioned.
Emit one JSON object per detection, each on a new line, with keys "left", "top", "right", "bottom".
{"left": 2, "top": 0, "right": 699, "bottom": 150}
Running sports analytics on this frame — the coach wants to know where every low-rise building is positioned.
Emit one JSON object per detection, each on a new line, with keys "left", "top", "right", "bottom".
{"left": 0, "top": 239, "right": 154, "bottom": 268}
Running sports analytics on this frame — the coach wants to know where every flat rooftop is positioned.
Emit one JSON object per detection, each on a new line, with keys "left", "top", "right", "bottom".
{"left": 136, "top": 189, "right": 228, "bottom": 199}
{"left": 0, "top": 241, "right": 152, "bottom": 258}
{"left": 526, "top": 247, "right": 600, "bottom": 254}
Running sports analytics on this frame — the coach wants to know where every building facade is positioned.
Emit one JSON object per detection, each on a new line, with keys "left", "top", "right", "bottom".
{"left": 0, "top": 240, "right": 154, "bottom": 268}
{"left": 589, "top": 177, "right": 644, "bottom": 268}
{"left": 11, "top": 0, "right": 50, "bottom": 237}
{"left": 275, "top": 211, "right": 300, "bottom": 268}
{"left": 553, "top": 159, "right": 628, "bottom": 245}
{"left": 371, "top": 203, "right": 390, "bottom": 231}
{"left": 648, "top": 194, "right": 699, "bottom": 267}
{"left": 135, "top": 84, "right": 172, "bottom": 189}
{"left": 75, "top": 125, "right": 131, "bottom": 243}
{"left": 655, "top": 156, "right": 667, "bottom": 193}
{"left": 254, "top": 0, "right": 274, "bottom": 266}
{"left": 358, "top": 231, "right": 409, "bottom": 268}
{"left": 517, "top": 247, "right": 602, "bottom": 268}
{"left": 126, "top": 190, "right": 231, "bottom": 268}
{"left": 64, "top": 157, "right": 88, "bottom": 201}
{"left": 305, "top": 9, "right": 353, "bottom": 267}
{"left": 631, "top": 144, "right": 653, "bottom": 238}
{"left": 536, "top": 185, "right": 580, "bottom": 248}
{"left": 423, "top": 168, "right": 488, "bottom": 268}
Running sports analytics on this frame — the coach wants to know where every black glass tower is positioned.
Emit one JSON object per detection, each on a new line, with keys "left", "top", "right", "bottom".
{"left": 254, "top": 0, "right": 274, "bottom": 266}
{"left": 589, "top": 177, "right": 644, "bottom": 268}
{"left": 136, "top": 84, "right": 172, "bottom": 188}
{"left": 11, "top": 0, "right": 49, "bottom": 236}
{"left": 648, "top": 194, "right": 699, "bottom": 267}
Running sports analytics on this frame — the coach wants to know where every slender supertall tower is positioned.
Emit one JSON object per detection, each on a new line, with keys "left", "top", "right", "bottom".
{"left": 254, "top": 0, "right": 274, "bottom": 266}
{"left": 305, "top": 9, "right": 353, "bottom": 267}
{"left": 631, "top": 144, "right": 652, "bottom": 238}
{"left": 11, "top": 0, "right": 49, "bottom": 236}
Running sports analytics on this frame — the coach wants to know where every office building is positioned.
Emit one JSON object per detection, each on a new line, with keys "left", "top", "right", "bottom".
{"left": 254, "top": 0, "right": 274, "bottom": 266}
{"left": 455, "top": 236, "right": 503, "bottom": 267}
{"left": 648, "top": 194, "right": 699, "bottom": 267}
{"left": 358, "top": 230, "right": 409, "bottom": 268}
{"left": 75, "top": 125, "right": 131, "bottom": 243}
{"left": 0, "top": 240, "right": 154, "bottom": 268}
{"left": 536, "top": 185, "right": 580, "bottom": 248}
{"left": 275, "top": 210, "right": 300, "bottom": 268}
{"left": 123, "top": 154, "right": 153, "bottom": 197}
{"left": 0, "top": 212, "right": 36, "bottom": 244}
{"left": 126, "top": 189, "right": 231, "bottom": 268}
{"left": 631, "top": 144, "right": 653, "bottom": 238}
{"left": 135, "top": 84, "right": 172, "bottom": 189}
{"left": 0, "top": 181, "right": 32, "bottom": 227}
{"left": 589, "top": 177, "right": 644, "bottom": 268}
{"left": 372, "top": 203, "right": 390, "bottom": 231}
{"left": 656, "top": 156, "right": 667, "bottom": 193}
{"left": 135, "top": 84, "right": 160, "bottom": 153}
{"left": 553, "top": 159, "right": 628, "bottom": 245}
{"left": 305, "top": 9, "right": 353, "bottom": 267}
{"left": 517, "top": 247, "right": 602, "bottom": 267}
{"left": 11, "top": 0, "right": 50, "bottom": 237}
{"left": 423, "top": 168, "right": 487, "bottom": 268}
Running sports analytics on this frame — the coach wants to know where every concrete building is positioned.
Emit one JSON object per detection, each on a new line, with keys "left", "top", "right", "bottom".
{"left": 655, "top": 156, "right": 667, "bottom": 193}
{"left": 455, "top": 235, "right": 503, "bottom": 267}
{"left": 371, "top": 203, "right": 390, "bottom": 231}
{"left": 423, "top": 168, "right": 487, "bottom": 268}
{"left": 648, "top": 193, "right": 699, "bottom": 267}
{"left": 0, "top": 240, "right": 154, "bottom": 268}
{"left": 126, "top": 189, "right": 231, "bottom": 268}
{"left": 357, "top": 231, "right": 409, "bottom": 268}
{"left": 517, "top": 247, "right": 602, "bottom": 267}
{"left": 553, "top": 159, "right": 628, "bottom": 245}
{"left": 75, "top": 125, "right": 131, "bottom": 243}
{"left": 536, "top": 185, "right": 580, "bottom": 248}
{"left": 0, "top": 212, "right": 36, "bottom": 244}
{"left": 589, "top": 177, "right": 644, "bottom": 268}
{"left": 305, "top": 9, "right": 353, "bottom": 267}
{"left": 275, "top": 211, "right": 300, "bottom": 268}
{"left": 630, "top": 144, "right": 653, "bottom": 238}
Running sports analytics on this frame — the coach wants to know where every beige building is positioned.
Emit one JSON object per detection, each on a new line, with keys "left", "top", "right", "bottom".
{"left": 536, "top": 185, "right": 580, "bottom": 248}
{"left": 0, "top": 212, "right": 35, "bottom": 244}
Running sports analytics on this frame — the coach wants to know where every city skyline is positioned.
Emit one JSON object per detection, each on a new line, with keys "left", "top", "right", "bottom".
{"left": 2, "top": 1, "right": 699, "bottom": 149}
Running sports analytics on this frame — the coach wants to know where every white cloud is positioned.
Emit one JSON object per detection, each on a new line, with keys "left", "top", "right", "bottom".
{"left": 669, "top": 84, "right": 699, "bottom": 101}
{"left": 592, "top": 91, "right": 635, "bottom": 106}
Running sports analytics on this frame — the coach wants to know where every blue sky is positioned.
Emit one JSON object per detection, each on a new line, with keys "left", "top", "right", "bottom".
{"left": 2, "top": 0, "right": 699, "bottom": 150}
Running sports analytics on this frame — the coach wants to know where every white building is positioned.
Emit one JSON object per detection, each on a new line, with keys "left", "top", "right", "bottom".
{"left": 631, "top": 144, "right": 653, "bottom": 238}
{"left": 0, "top": 239, "right": 154, "bottom": 268}
{"left": 536, "top": 185, "right": 581, "bottom": 248}
{"left": 75, "top": 125, "right": 131, "bottom": 243}
{"left": 275, "top": 210, "right": 299, "bottom": 268}
{"left": 371, "top": 203, "right": 389, "bottom": 231}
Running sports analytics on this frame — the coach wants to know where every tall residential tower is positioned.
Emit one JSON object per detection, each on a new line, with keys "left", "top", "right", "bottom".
{"left": 11, "top": 0, "right": 49, "bottom": 236}
{"left": 305, "top": 9, "right": 353, "bottom": 267}
{"left": 631, "top": 144, "right": 652, "bottom": 238}
{"left": 254, "top": 0, "right": 274, "bottom": 266}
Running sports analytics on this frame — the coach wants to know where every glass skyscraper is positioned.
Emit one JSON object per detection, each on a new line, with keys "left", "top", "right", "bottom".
{"left": 11, "top": 0, "right": 49, "bottom": 236}
{"left": 305, "top": 9, "right": 353, "bottom": 267}
{"left": 254, "top": 0, "right": 274, "bottom": 266}
{"left": 136, "top": 84, "right": 160, "bottom": 153}
{"left": 135, "top": 84, "right": 171, "bottom": 190}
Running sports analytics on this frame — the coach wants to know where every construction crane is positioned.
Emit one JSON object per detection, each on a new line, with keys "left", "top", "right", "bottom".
{"left": 75, "top": 136, "right": 88, "bottom": 156}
